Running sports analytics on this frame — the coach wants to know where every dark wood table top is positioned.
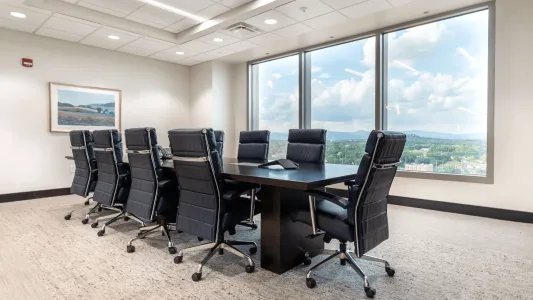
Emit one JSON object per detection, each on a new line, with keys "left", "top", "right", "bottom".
{"left": 65, "top": 156, "right": 358, "bottom": 190}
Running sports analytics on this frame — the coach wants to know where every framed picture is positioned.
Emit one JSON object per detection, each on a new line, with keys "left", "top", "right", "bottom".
{"left": 49, "top": 82, "right": 121, "bottom": 133}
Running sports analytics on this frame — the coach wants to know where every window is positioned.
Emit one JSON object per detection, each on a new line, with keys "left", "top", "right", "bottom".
{"left": 384, "top": 10, "right": 489, "bottom": 176}
{"left": 250, "top": 55, "right": 299, "bottom": 160}
{"left": 248, "top": 5, "right": 493, "bottom": 182}
{"left": 307, "top": 37, "right": 376, "bottom": 165}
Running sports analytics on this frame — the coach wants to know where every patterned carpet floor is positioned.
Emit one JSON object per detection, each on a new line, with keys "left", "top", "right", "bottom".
{"left": 1, "top": 195, "right": 532, "bottom": 300}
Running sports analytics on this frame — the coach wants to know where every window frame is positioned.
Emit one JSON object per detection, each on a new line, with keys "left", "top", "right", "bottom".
{"left": 247, "top": 2, "right": 495, "bottom": 184}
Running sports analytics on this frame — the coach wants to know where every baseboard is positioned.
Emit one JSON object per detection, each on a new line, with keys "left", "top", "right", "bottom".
{"left": 0, "top": 187, "right": 71, "bottom": 203}
{"left": 327, "top": 188, "right": 533, "bottom": 224}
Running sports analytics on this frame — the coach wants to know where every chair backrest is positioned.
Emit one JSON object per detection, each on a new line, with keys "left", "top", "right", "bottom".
{"left": 348, "top": 130, "right": 406, "bottom": 257}
{"left": 69, "top": 130, "right": 97, "bottom": 197}
{"left": 286, "top": 129, "right": 327, "bottom": 163}
{"left": 124, "top": 127, "right": 162, "bottom": 222}
{"left": 92, "top": 129, "right": 125, "bottom": 206}
{"left": 214, "top": 130, "right": 224, "bottom": 157}
{"left": 168, "top": 128, "right": 223, "bottom": 241}
{"left": 237, "top": 130, "right": 270, "bottom": 161}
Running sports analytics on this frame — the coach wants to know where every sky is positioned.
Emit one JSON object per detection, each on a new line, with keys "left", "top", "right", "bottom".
{"left": 254, "top": 9, "right": 489, "bottom": 136}
{"left": 58, "top": 89, "right": 115, "bottom": 106}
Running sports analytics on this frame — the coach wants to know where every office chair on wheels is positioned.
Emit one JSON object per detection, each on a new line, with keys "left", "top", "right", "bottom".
{"left": 122, "top": 128, "right": 179, "bottom": 254}
{"left": 64, "top": 130, "right": 99, "bottom": 221}
{"left": 89, "top": 129, "right": 136, "bottom": 236}
{"left": 286, "top": 129, "right": 327, "bottom": 164}
{"left": 290, "top": 130, "right": 406, "bottom": 298}
{"left": 168, "top": 128, "right": 258, "bottom": 282}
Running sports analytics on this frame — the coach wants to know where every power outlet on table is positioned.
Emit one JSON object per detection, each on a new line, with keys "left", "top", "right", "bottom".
{"left": 70, "top": 165, "right": 76, "bottom": 173}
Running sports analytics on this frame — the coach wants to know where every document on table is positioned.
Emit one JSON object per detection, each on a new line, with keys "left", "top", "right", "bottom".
{"left": 229, "top": 162, "right": 262, "bottom": 167}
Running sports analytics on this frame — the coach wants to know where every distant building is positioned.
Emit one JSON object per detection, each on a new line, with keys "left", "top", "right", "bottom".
{"left": 404, "top": 164, "right": 434, "bottom": 172}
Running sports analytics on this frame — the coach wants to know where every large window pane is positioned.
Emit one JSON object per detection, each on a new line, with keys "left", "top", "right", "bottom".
{"left": 251, "top": 55, "right": 299, "bottom": 160}
{"left": 308, "top": 37, "right": 376, "bottom": 165}
{"left": 384, "top": 10, "right": 489, "bottom": 176}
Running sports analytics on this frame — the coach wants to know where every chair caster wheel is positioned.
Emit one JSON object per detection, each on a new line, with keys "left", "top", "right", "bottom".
{"left": 64, "top": 214, "right": 71, "bottom": 220}
{"left": 124, "top": 216, "right": 130, "bottom": 221}
{"left": 192, "top": 272, "right": 202, "bottom": 282}
{"left": 177, "top": 230, "right": 183, "bottom": 233}
{"left": 97, "top": 230, "right": 105, "bottom": 237}
{"left": 249, "top": 246, "right": 257, "bottom": 255}
{"left": 385, "top": 266, "right": 395, "bottom": 277}
{"left": 174, "top": 255, "right": 183, "bottom": 264}
{"left": 168, "top": 247, "right": 177, "bottom": 254}
{"left": 364, "top": 287, "right": 376, "bottom": 298}
{"left": 98, "top": 207, "right": 102, "bottom": 212}
{"left": 197, "top": 237, "right": 204, "bottom": 241}
{"left": 84, "top": 200, "right": 90, "bottom": 205}
{"left": 306, "top": 278, "right": 316, "bottom": 289}
{"left": 81, "top": 218, "right": 89, "bottom": 225}
{"left": 245, "top": 264, "right": 255, "bottom": 273}
{"left": 126, "top": 245, "right": 135, "bottom": 253}
{"left": 91, "top": 222, "right": 98, "bottom": 228}
{"left": 218, "top": 248, "right": 224, "bottom": 255}
{"left": 303, "top": 257, "right": 312, "bottom": 266}
{"left": 250, "top": 224, "right": 258, "bottom": 230}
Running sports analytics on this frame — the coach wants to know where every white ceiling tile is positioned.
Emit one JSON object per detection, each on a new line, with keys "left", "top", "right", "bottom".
{"left": 386, "top": 0, "right": 416, "bottom": 7}
{"left": 198, "top": 32, "right": 240, "bottom": 47}
{"left": 225, "top": 40, "right": 255, "bottom": 52}
{"left": 203, "top": 47, "right": 235, "bottom": 58}
{"left": 191, "top": 52, "right": 217, "bottom": 62}
{"left": 247, "top": 33, "right": 283, "bottom": 45}
{"left": 303, "top": 11, "right": 349, "bottom": 29}
{"left": 80, "top": 26, "right": 141, "bottom": 50}
{"left": 59, "top": 0, "right": 78, "bottom": 3}
{"left": 275, "top": 0, "right": 334, "bottom": 22}
{"left": 340, "top": 0, "right": 392, "bottom": 19}
{"left": 273, "top": 23, "right": 313, "bottom": 38}
{"left": 165, "top": 18, "right": 199, "bottom": 33}
{"left": 179, "top": 39, "right": 218, "bottom": 52}
{"left": 158, "top": 0, "right": 215, "bottom": 13}
{"left": 319, "top": 0, "right": 367, "bottom": 10}
{"left": 117, "top": 45, "right": 157, "bottom": 56}
{"left": 126, "top": 5, "right": 185, "bottom": 28}
{"left": 36, "top": 27, "right": 85, "bottom": 42}
{"left": 0, "top": 2, "right": 51, "bottom": 26}
{"left": 150, "top": 46, "right": 199, "bottom": 62}
{"left": 176, "top": 57, "right": 203, "bottom": 66}
{"left": 245, "top": 10, "right": 297, "bottom": 32}
{"left": 122, "top": 37, "right": 175, "bottom": 52}
{"left": 217, "top": 0, "right": 252, "bottom": 8}
{"left": 0, "top": 17, "right": 39, "bottom": 33}
{"left": 196, "top": 3, "right": 230, "bottom": 19}
{"left": 41, "top": 14, "right": 100, "bottom": 36}
{"left": 78, "top": 0, "right": 144, "bottom": 17}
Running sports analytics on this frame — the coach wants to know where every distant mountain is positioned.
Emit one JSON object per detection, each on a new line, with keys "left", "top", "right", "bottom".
{"left": 58, "top": 102, "right": 74, "bottom": 107}
{"left": 89, "top": 102, "right": 114, "bottom": 107}
{"left": 270, "top": 130, "right": 485, "bottom": 140}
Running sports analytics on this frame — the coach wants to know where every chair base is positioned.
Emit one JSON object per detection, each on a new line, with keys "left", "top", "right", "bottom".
{"left": 64, "top": 197, "right": 94, "bottom": 220}
{"left": 126, "top": 220, "right": 177, "bottom": 254}
{"left": 94, "top": 211, "right": 145, "bottom": 236}
{"left": 173, "top": 239, "right": 258, "bottom": 281}
{"left": 304, "top": 243, "right": 395, "bottom": 299}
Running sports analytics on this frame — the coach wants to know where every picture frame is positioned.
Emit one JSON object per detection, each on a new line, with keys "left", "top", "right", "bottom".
{"left": 49, "top": 82, "right": 122, "bottom": 133}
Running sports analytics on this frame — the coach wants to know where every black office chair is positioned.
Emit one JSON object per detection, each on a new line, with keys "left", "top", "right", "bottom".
{"left": 286, "top": 129, "right": 327, "bottom": 163}
{"left": 214, "top": 130, "right": 224, "bottom": 157}
{"left": 64, "top": 130, "right": 98, "bottom": 221}
{"left": 169, "top": 128, "right": 258, "bottom": 281}
{"left": 122, "top": 128, "right": 179, "bottom": 254}
{"left": 234, "top": 130, "right": 270, "bottom": 229}
{"left": 290, "top": 130, "right": 406, "bottom": 298}
{"left": 90, "top": 129, "right": 134, "bottom": 236}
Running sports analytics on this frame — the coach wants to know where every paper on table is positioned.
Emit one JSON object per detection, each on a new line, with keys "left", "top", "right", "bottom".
{"left": 229, "top": 162, "right": 262, "bottom": 167}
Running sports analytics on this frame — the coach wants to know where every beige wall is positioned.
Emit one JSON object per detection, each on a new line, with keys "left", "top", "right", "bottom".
{"left": 230, "top": 0, "right": 533, "bottom": 213}
{"left": 0, "top": 28, "right": 190, "bottom": 194}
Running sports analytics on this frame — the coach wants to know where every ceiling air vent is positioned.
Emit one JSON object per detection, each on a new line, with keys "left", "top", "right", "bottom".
{"left": 224, "top": 22, "right": 263, "bottom": 39}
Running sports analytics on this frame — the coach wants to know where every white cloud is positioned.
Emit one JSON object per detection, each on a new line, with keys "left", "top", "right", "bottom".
{"left": 311, "top": 66, "right": 322, "bottom": 73}
{"left": 317, "top": 73, "right": 331, "bottom": 79}
{"left": 272, "top": 73, "right": 282, "bottom": 79}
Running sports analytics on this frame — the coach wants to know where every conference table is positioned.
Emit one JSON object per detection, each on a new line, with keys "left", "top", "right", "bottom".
{"left": 66, "top": 155, "right": 358, "bottom": 274}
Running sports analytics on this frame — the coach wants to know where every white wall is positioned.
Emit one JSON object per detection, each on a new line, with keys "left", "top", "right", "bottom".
{"left": 0, "top": 28, "right": 190, "bottom": 194}
{"left": 231, "top": 0, "right": 533, "bottom": 213}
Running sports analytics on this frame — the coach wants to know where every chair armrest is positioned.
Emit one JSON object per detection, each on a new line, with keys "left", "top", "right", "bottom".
{"left": 304, "top": 190, "right": 350, "bottom": 209}
{"left": 344, "top": 180, "right": 358, "bottom": 187}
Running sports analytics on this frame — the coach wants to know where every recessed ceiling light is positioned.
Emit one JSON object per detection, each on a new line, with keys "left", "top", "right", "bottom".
{"left": 213, "top": 38, "right": 224, "bottom": 42}
{"left": 265, "top": 19, "right": 277, "bottom": 25}
{"left": 176, "top": 51, "right": 185, "bottom": 55}
{"left": 108, "top": 35, "right": 120, "bottom": 40}
{"left": 10, "top": 12, "right": 26, "bottom": 19}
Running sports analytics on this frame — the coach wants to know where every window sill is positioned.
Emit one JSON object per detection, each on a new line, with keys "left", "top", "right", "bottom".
{"left": 397, "top": 170, "right": 493, "bottom": 184}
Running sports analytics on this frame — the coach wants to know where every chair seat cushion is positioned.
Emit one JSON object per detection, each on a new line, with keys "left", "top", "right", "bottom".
{"left": 222, "top": 180, "right": 260, "bottom": 201}
{"left": 290, "top": 199, "right": 354, "bottom": 242}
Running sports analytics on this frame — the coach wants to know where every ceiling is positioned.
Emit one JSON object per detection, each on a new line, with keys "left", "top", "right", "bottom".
{"left": 0, "top": 0, "right": 486, "bottom": 66}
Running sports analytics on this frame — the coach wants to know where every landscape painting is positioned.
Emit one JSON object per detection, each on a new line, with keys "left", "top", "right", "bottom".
{"left": 49, "top": 83, "right": 121, "bottom": 132}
